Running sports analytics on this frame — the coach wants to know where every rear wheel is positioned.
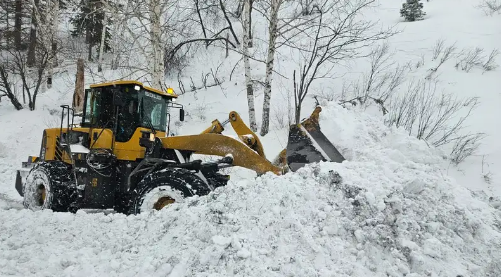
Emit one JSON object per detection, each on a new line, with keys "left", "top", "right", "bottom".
{"left": 23, "top": 161, "right": 77, "bottom": 212}
{"left": 128, "top": 167, "right": 210, "bottom": 215}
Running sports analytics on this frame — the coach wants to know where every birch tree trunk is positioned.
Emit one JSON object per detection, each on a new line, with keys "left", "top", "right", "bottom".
{"left": 260, "top": 0, "right": 281, "bottom": 136}
{"left": 248, "top": 0, "right": 253, "bottom": 48}
{"left": 98, "top": 9, "right": 108, "bottom": 72}
{"left": 243, "top": 0, "right": 257, "bottom": 131}
{"left": 149, "top": 0, "right": 164, "bottom": 90}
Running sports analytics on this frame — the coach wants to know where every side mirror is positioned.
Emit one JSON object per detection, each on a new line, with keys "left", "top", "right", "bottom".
{"left": 179, "top": 108, "right": 185, "bottom": 122}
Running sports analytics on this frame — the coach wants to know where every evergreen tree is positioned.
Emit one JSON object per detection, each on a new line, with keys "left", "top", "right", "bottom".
{"left": 70, "top": 0, "right": 111, "bottom": 61}
{"left": 400, "top": 0, "right": 425, "bottom": 22}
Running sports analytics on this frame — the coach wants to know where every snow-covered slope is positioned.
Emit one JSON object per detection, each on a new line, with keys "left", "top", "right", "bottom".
{"left": 1, "top": 102, "right": 500, "bottom": 277}
{"left": 1, "top": 0, "right": 501, "bottom": 276}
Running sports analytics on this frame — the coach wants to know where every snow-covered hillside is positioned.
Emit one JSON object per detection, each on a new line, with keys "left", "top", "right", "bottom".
{"left": 1, "top": 102, "right": 500, "bottom": 277}
{"left": 1, "top": 0, "right": 501, "bottom": 276}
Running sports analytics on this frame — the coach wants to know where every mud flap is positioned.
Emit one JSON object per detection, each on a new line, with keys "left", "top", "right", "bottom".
{"left": 286, "top": 108, "right": 345, "bottom": 172}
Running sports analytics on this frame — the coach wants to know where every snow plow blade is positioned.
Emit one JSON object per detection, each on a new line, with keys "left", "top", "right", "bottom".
{"left": 286, "top": 107, "right": 345, "bottom": 172}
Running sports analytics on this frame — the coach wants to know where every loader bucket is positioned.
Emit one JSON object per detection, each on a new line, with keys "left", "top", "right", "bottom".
{"left": 286, "top": 106, "right": 345, "bottom": 172}
{"left": 14, "top": 156, "right": 39, "bottom": 197}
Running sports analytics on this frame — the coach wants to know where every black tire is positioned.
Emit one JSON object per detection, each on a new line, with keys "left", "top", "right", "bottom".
{"left": 23, "top": 161, "right": 78, "bottom": 212}
{"left": 128, "top": 167, "right": 210, "bottom": 215}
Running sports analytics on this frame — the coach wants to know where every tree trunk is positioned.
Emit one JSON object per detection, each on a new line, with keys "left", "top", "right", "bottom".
{"left": 73, "top": 58, "right": 85, "bottom": 112}
{"left": 0, "top": 66, "right": 24, "bottom": 110}
{"left": 51, "top": 0, "right": 59, "bottom": 65}
{"left": 194, "top": 0, "right": 208, "bottom": 47}
{"left": 6, "top": 93, "right": 23, "bottom": 110}
{"left": 30, "top": 64, "right": 47, "bottom": 110}
{"left": 46, "top": 0, "right": 59, "bottom": 89}
{"left": 97, "top": 9, "right": 108, "bottom": 72}
{"left": 14, "top": 0, "right": 23, "bottom": 50}
{"left": 149, "top": 0, "right": 164, "bottom": 90}
{"left": 248, "top": 0, "right": 253, "bottom": 48}
{"left": 86, "top": 27, "right": 93, "bottom": 61}
{"left": 27, "top": 0, "right": 39, "bottom": 67}
{"left": 260, "top": 0, "right": 280, "bottom": 136}
{"left": 243, "top": 0, "right": 257, "bottom": 132}
{"left": 88, "top": 42, "right": 93, "bottom": 61}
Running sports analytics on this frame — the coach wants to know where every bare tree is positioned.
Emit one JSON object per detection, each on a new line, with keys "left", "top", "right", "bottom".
{"left": 0, "top": 65, "right": 23, "bottom": 110}
{"left": 385, "top": 80, "right": 480, "bottom": 147}
{"left": 478, "top": 0, "right": 501, "bottom": 15}
{"left": 148, "top": 0, "right": 164, "bottom": 89}
{"left": 242, "top": 0, "right": 257, "bottom": 131}
{"left": 259, "top": 0, "right": 283, "bottom": 136}
{"left": 291, "top": 0, "right": 396, "bottom": 124}
{"left": 256, "top": 0, "right": 366, "bottom": 135}
{"left": 27, "top": 0, "right": 59, "bottom": 89}
{"left": 166, "top": 0, "right": 240, "bottom": 60}
{"left": 0, "top": 46, "right": 50, "bottom": 110}
{"left": 351, "top": 43, "right": 406, "bottom": 106}
{"left": 98, "top": 0, "right": 174, "bottom": 89}
{"left": 194, "top": 0, "right": 209, "bottom": 45}
{"left": 219, "top": 0, "right": 240, "bottom": 46}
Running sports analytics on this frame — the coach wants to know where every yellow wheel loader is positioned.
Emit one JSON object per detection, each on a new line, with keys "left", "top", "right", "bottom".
{"left": 14, "top": 80, "right": 345, "bottom": 214}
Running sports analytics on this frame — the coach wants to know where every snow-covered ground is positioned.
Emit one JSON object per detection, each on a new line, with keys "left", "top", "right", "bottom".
{"left": 1, "top": 102, "right": 500, "bottom": 277}
{"left": 1, "top": 0, "right": 501, "bottom": 276}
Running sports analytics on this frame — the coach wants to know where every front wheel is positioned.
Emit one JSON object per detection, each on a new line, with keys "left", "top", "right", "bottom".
{"left": 128, "top": 167, "right": 210, "bottom": 215}
{"left": 23, "top": 161, "right": 77, "bottom": 212}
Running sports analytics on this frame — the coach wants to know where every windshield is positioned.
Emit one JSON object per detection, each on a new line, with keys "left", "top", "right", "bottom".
{"left": 83, "top": 88, "right": 114, "bottom": 127}
{"left": 83, "top": 85, "right": 169, "bottom": 142}
{"left": 139, "top": 89, "right": 167, "bottom": 132}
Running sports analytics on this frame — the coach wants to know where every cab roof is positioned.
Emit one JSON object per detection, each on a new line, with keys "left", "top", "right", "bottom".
{"left": 89, "top": 80, "right": 178, "bottom": 98}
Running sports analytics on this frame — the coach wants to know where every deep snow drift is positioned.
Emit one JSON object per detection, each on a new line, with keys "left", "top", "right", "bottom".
{"left": 1, "top": 103, "right": 500, "bottom": 277}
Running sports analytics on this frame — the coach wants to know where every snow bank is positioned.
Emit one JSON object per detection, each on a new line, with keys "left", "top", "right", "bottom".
{"left": 0, "top": 103, "right": 500, "bottom": 277}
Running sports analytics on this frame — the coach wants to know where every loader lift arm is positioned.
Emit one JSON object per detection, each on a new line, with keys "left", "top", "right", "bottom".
{"left": 160, "top": 110, "right": 280, "bottom": 175}
{"left": 160, "top": 133, "right": 281, "bottom": 175}
{"left": 200, "top": 111, "right": 266, "bottom": 158}
{"left": 158, "top": 107, "right": 345, "bottom": 175}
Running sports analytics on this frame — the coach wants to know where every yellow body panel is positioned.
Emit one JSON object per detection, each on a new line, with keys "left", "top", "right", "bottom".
{"left": 42, "top": 129, "right": 72, "bottom": 162}
{"left": 114, "top": 128, "right": 166, "bottom": 160}
{"left": 41, "top": 127, "right": 166, "bottom": 162}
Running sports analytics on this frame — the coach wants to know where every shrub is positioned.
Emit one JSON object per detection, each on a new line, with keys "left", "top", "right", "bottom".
{"left": 400, "top": 0, "right": 426, "bottom": 22}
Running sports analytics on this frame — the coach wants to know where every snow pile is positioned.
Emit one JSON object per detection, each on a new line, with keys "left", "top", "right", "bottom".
{"left": 0, "top": 106, "right": 56, "bottom": 200}
{"left": 0, "top": 103, "right": 500, "bottom": 277}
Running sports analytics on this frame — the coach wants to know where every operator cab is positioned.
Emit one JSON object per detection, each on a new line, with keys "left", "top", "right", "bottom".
{"left": 81, "top": 81, "right": 183, "bottom": 142}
